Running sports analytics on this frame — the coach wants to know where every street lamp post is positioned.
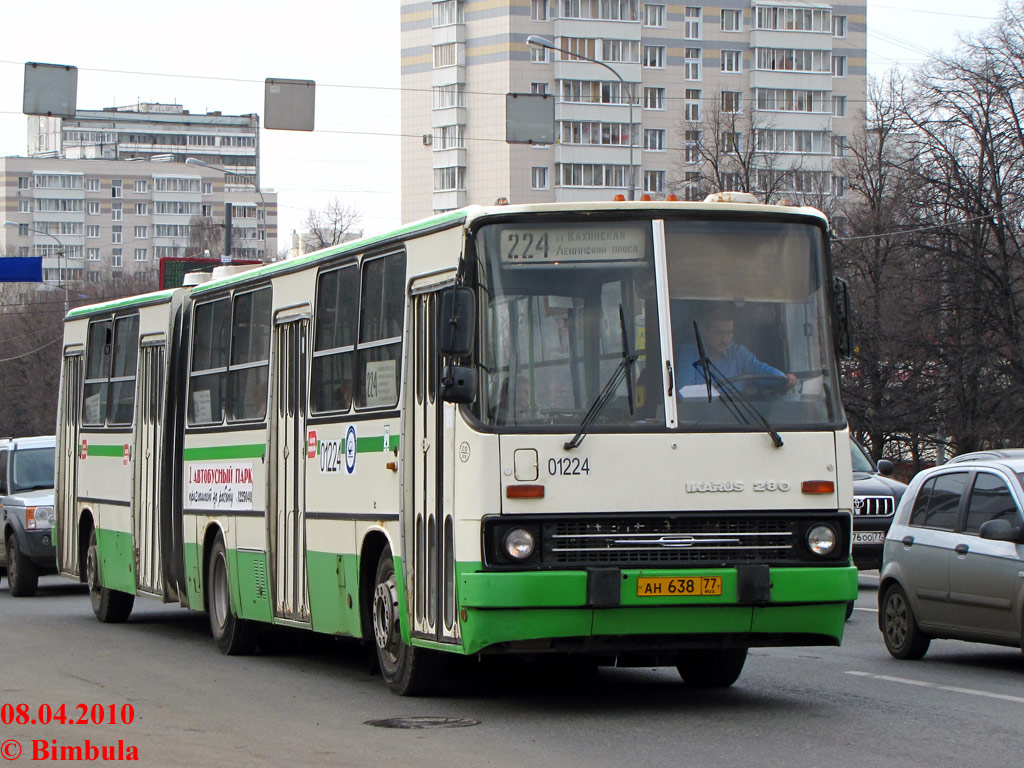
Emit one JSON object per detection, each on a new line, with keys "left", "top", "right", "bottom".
{"left": 186, "top": 157, "right": 267, "bottom": 261}
{"left": 526, "top": 34, "right": 637, "bottom": 201}
{"left": 3, "top": 220, "right": 69, "bottom": 313}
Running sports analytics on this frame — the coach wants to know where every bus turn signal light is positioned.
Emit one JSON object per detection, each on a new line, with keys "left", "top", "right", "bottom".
{"left": 801, "top": 480, "right": 835, "bottom": 494}
{"left": 506, "top": 484, "right": 545, "bottom": 499}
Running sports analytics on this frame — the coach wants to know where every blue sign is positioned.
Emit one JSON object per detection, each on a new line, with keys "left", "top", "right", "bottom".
{"left": 0, "top": 257, "right": 42, "bottom": 282}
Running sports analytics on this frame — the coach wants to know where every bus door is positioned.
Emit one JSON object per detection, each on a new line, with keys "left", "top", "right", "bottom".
{"left": 409, "top": 292, "right": 459, "bottom": 643}
{"left": 132, "top": 337, "right": 166, "bottom": 596}
{"left": 56, "top": 350, "right": 84, "bottom": 579}
{"left": 270, "top": 317, "right": 311, "bottom": 623}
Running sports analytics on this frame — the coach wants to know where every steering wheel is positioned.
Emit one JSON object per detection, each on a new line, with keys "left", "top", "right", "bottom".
{"left": 722, "top": 373, "right": 790, "bottom": 395}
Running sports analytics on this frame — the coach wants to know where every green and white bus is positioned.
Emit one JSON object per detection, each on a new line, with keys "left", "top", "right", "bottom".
{"left": 55, "top": 198, "right": 857, "bottom": 695}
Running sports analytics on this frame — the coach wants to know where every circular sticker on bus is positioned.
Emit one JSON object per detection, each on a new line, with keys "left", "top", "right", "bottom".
{"left": 345, "top": 425, "right": 357, "bottom": 474}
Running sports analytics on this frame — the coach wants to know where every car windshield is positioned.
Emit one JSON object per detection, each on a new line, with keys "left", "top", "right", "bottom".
{"left": 850, "top": 439, "right": 876, "bottom": 473}
{"left": 11, "top": 446, "right": 55, "bottom": 492}
{"left": 472, "top": 215, "right": 843, "bottom": 432}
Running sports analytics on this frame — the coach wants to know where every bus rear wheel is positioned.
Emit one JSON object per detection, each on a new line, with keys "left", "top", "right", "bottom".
{"left": 371, "top": 548, "right": 446, "bottom": 696}
{"left": 86, "top": 528, "right": 134, "bottom": 622}
{"left": 6, "top": 536, "right": 40, "bottom": 597}
{"left": 207, "top": 535, "right": 257, "bottom": 655}
{"left": 676, "top": 648, "right": 748, "bottom": 687}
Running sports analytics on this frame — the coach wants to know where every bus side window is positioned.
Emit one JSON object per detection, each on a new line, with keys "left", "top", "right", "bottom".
{"left": 189, "top": 298, "right": 231, "bottom": 425}
{"left": 312, "top": 264, "right": 358, "bottom": 414}
{"left": 356, "top": 250, "right": 406, "bottom": 409}
{"left": 227, "top": 287, "right": 272, "bottom": 422}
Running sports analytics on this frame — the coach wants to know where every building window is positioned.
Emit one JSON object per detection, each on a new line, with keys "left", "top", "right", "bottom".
{"left": 755, "top": 6, "right": 831, "bottom": 32}
{"left": 112, "top": 203, "right": 122, "bottom": 221}
{"left": 556, "top": 163, "right": 632, "bottom": 188}
{"left": 832, "top": 95, "right": 847, "bottom": 116}
{"left": 684, "top": 89, "right": 701, "bottom": 120}
{"left": 16, "top": 223, "right": 28, "bottom": 236}
{"left": 433, "top": 43, "right": 458, "bottom": 68}
{"left": 433, "top": 84, "right": 466, "bottom": 109}
{"left": 18, "top": 200, "right": 30, "bottom": 213}
{"left": 642, "top": 46, "right": 665, "bottom": 68}
{"left": 722, "top": 91, "right": 742, "bottom": 112}
{"left": 644, "top": 170, "right": 666, "bottom": 193}
{"left": 87, "top": 201, "right": 101, "bottom": 215}
{"left": 643, "top": 3, "right": 665, "bottom": 26}
{"left": 722, "top": 8, "right": 741, "bottom": 31}
{"left": 531, "top": 82, "right": 549, "bottom": 95}
{"left": 684, "top": 6, "right": 701, "bottom": 39}
{"left": 87, "top": 248, "right": 100, "bottom": 261}
{"left": 683, "top": 172, "right": 702, "bottom": 200}
{"left": 721, "top": 50, "right": 742, "bottom": 73}
{"left": 112, "top": 226, "right": 122, "bottom": 244}
{"left": 432, "top": 0, "right": 464, "bottom": 26}
{"left": 643, "top": 87, "right": 665, "bottom": 110}
{"left": 202, "top": 204, "right": 213, "bottom": 217}
{"left": 134, "top": 225, "right": 148, "bottom": 239}
{"left": 559, "top": 121, "right": 637, "bottom": 146}
{"left": 133, "top": 180, "right": 148, "bottom": 193}
{"left": 832, "top": 175, "right": 846, "bottom": 197}
{"left": 112, "top": 249, "right": 123, "bottom": 268}
{"left": 644, "top": 129, "right": 665, "bottom": 151}
{"left": 832, "top": 136, "right": 847, "bottom": 157}
{"left": 531, "top": 45, "right": 550, "bottom": 63}
{"left": 135, "top": 202, "right": 149, "bottom": 215}
{"left": 532, "top": 0, "right": 547, "bottom": 20}
{"left": 756, "top": 88, "right": 829, "bottom": 112}
{"left": 134, "top": 248, "right": 148, "bottom": 262}
{"left": 87, "top": 225, "right": 100, "bottom": 239}
{"left": 832, "top": 55, "right": 846, "bottom": 77}
{"left": 531, "top": 167, "right": 550, "bottom": 190}
{"left": 17, "top": 176, "right": 29, "bottom": 190}
{"left": 111, "top": 180, "right": 122, "bottom": 198}
{"left": 434, "top": 124, "right": 465, "bottom": 150}
{"left": 833, "top": 15, "right": 847, "bottom": 37}
{"left": 202, "top": 181, "right": 213, "bottom": 195}
{"left": 433, "top": 166, "right": 466, "bottom": 191}
{"left": 685, "top": 48, "right": 701, "bottom": 80}
{"left": 721, "top": 131, "right": 741, "bottom": 152}
{"left": 756, "top": 48, "right": 831, "bottom": 73}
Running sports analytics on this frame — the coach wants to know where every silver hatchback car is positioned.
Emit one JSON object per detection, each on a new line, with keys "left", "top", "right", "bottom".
{"left": 879, "top": 453, "right": 1024, "bottom": 659}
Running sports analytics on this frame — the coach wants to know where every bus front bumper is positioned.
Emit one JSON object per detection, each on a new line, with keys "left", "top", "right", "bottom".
{"left": 449, "top": 564, "right": 857, "bottom": 656}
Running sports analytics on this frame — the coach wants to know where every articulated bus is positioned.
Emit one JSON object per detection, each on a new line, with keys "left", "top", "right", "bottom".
{"left": 55, "top": 198, "right": 857, "bottom": 695}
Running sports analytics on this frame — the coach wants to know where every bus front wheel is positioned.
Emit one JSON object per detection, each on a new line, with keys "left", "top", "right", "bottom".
{"left": 371, "top": 548, "right": 446, "bottom": 696}
{"left": 206, "top": 535, "right": 257, "bottom": 655}
{"left": 86, "top": 528, "right": 134, "bottom": 623}
{"left": 676, "top": 648, "right": 748, "bottom": 687}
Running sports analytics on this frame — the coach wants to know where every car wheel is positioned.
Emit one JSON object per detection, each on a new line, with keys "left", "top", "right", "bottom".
{"left": 6, "top": 536, "right": 40, "bottom": 597}
{"left": 881, "top": 583, "right": 930, "bottom": 660}
{"left": 676, "top": 648, "right": 748, "bottom": 687}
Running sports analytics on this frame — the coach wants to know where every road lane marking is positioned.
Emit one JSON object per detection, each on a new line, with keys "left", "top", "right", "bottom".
{"left": 845, "top": 671, "right": 1024, "bottom": 703}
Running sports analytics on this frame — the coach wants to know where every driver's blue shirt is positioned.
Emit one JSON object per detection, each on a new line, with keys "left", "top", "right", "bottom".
{"left": 675, "top": 342, "right": 784, "bottom": 388}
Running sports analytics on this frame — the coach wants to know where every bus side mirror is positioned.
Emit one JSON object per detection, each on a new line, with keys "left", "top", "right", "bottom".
{"left": 441, "top": 364, "right": 477, "bottom": 404}
{"left": 833, "top": 276, "right": 852, "bottom": 358}
{"left": 439, "top": 286, "right": 475, "bottom": 358}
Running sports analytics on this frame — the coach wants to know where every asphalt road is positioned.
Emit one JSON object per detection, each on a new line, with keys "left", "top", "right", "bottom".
{"left": 0, "top": 572, "right": 1021, "bottom": 767}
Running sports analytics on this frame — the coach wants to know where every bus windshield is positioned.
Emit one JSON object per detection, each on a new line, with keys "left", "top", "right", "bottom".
{"left": 473, "top": 215, "right": 843, "bottom": 432}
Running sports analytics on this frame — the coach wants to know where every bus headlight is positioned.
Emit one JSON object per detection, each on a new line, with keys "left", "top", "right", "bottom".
{"left": 504, "top": 528, "right": 537, "bottom": 560}
{"left": 806, "top": 524, "right": 837, "bottom": 556}
{"left": 27, "top": 506, "right": 55, "bottom": 530}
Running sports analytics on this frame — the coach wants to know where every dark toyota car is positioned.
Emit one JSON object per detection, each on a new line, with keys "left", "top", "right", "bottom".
{"left": 851, "top": 437, "right": 907, "bottom": 570}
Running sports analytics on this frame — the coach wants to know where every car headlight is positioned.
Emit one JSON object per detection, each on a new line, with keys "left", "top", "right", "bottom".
{"left": 806, "top": 523, "right": 837, "bottom": 556}
{"left": 27, "top": 506, "right": 55, "bottom": 530}
{"left": 503, "top": 528, "right": 537, "bottom": 560}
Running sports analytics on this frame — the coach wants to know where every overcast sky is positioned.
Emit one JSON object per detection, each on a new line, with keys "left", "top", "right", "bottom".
{"left": 0, "top": 0, "right": 1006, "bottom": 247}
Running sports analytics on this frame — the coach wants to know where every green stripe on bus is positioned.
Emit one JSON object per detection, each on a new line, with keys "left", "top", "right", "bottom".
{"left": 356, "top": 435, "right": 400, "bottom": 453}
{"left": 86, "top": 444, "right": 127, "bottom": 458}
{"left": 183, "top": 444, "right": 267, "bottom": 461}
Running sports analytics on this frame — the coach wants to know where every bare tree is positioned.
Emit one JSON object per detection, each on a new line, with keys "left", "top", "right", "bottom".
{"left": 303, "top": 199, "right": 362, "bottom": 251}
{"left": 186, "top": 216, "right": 225, "bottom": 258}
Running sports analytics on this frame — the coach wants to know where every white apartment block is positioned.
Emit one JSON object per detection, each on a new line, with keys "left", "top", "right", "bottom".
{"left": 29, "top": 103, "right": 261, "bottom": 190}
{"left": 0, "top": 157, "right": 277, "bottom": 289}
{"left": 400, "top": 0, "right": 866, "bottom": 220}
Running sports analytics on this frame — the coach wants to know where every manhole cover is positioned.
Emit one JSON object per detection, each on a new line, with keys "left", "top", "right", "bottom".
{"left": 365, "top": 717, "right": 480, "bottom": 729}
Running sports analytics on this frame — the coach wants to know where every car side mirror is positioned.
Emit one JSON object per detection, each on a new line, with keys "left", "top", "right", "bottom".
{"left": 979, "top": 518, "right": 1023, "bottom": 543}
{"left": 876, "top": 459, "right": 895, "bottom": 477}
{"left": 441, "top": 364, "right": 476, "bottom": 404}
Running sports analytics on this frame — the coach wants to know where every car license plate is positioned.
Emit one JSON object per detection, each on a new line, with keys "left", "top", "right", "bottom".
{"left": 637, "top": 576, "right": 722, "bottom": 597}
{"left": 853, "top": 531, "right": 885, "bottom": 544}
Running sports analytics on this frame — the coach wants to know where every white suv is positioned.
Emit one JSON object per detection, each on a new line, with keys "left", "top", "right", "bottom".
{"left": 0, "top": 435, "right": 57, "bottom": 596}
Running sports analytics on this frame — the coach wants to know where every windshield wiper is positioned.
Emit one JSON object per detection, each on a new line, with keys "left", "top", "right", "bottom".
{"left": 691, "top": 321, "right": 783, "bottom": 449}
{"left": 565, "top": 306, "right": 637, "bottom": 450}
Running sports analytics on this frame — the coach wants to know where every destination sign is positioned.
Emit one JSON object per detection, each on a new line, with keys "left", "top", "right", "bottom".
{"left": 498, "top": 226, "right": 647, "bottom": 264}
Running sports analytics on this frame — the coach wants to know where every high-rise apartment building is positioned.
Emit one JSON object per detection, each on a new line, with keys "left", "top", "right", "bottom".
{"left": 400, "top": 0, "right": 866, "bottom": 221}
